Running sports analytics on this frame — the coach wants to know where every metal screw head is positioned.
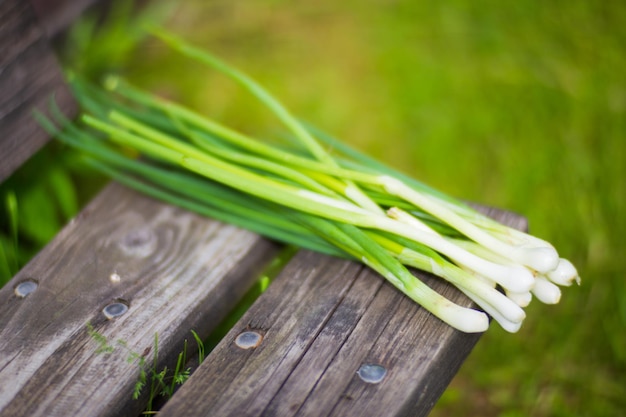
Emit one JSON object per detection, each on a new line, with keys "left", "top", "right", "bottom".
{"left": 14, "top": 280, "right": 38, "bottom": 298}
{"left": 103, "top": 301, "right": 129, "bottom": 319}
{"left": 357, "top": 363, "right": 387, "bottom": 384}
{"left": 235, "top": 330, "right": 263, "bottom": 349}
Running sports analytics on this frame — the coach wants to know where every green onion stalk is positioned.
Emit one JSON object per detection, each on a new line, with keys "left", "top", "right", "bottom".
{"left": 39, "top": 28, "right": 580, "bottom": 333}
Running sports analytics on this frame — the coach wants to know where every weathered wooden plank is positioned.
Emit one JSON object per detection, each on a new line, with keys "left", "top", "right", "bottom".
{"left": 30, "top": 0, "right": 102, "bottom": 38}
{"left": 0, "top": 183, "right": 279, "bottom": 417}
{"left": 158, "top": 207, "right": 527, "bottom": 417}
{"left": 0, "top": 0, "right": 77, "bottom": 182}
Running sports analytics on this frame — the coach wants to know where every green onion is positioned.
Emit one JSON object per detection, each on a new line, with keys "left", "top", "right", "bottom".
{"left": 40, "top": 29, "right": 580, "bottom": 333}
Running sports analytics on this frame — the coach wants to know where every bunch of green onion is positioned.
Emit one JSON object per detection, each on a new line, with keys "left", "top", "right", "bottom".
{"left": 40, "top": 28, "right": 580, "bottom": 333}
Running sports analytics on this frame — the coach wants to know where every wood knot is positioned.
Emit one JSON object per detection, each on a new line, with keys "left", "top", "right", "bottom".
{"left": 118, "top": 228, "right": 157, "bottom": 258}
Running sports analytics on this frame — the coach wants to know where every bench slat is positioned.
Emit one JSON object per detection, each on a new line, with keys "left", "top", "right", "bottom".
{"left": 0, "top": 183, "right": 279, "bottom": 417}
{"left": 30, "top": 0, "right": 101, "bottom": 38}
{"left": 0, "top": 0, "right": 77, "bottom": 182}
{"left": 158, "top": 207, "right": 526, "bottom": 417}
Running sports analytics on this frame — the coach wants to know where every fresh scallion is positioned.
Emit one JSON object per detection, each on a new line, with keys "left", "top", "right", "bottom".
{"left": 39, "top": 29, "right": 580, "bottom": 333}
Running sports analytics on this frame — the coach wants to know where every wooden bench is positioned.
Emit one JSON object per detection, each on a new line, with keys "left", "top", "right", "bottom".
{"left": 0, "top": 1, "right": 527, "bottom": 416}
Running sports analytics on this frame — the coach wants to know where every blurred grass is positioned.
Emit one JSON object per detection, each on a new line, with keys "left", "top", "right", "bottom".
{"left": 0, "top": 144, "right": 107, "bottom": 285}
{"left": 1, "top": 0, "right": 624, "bottom": 415}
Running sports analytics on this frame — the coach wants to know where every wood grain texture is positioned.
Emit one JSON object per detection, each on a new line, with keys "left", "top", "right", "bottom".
{"left": 30, "top": 0, "right": 101, "bottom": 38}
{"left": 0, "top": 183, "right": 279, "bottom": 417}
{"left": 0, "top": 0, "right": 77, "bottom": 182}
{"left": 158, "top": 207, "right": 527, "bottom": 417}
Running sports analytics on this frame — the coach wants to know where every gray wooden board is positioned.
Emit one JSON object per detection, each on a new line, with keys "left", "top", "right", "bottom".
{"left": 159, "top": 207, "right": 527, "bottom": 417}
{"left": 0, "top": 0, "right": 77, "bottom": 182}
{"left": 0, "top": 183, "right": 279, "bottom": 417}
{"left": 30, "top": 0, "right": 101, "bottom": 38}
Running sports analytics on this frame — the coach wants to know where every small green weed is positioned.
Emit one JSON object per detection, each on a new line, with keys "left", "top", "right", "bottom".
{"left": 86, "top": 323, "right": 205, "bottom": 414}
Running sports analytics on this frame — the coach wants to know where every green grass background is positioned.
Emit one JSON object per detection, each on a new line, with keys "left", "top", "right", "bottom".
{"left": 1, "top": 0, "right": 625, "bottom": 415}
